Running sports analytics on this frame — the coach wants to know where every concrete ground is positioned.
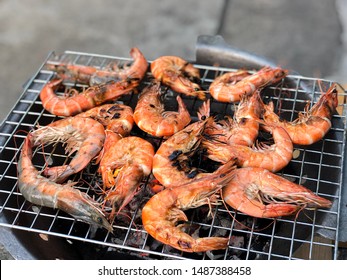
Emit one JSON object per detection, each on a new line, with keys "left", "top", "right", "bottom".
{"left": 0, "top": 0, "right": 345, "bottom": 123}
{"left": 0, "top": 0, "right": 346, "bottom": 259}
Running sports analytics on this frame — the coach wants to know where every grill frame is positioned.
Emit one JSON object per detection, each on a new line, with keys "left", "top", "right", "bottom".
{"left": 0, "top": 50, "right": 346, "bottom": 260}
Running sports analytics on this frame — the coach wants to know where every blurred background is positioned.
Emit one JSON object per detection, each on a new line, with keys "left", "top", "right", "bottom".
{"left": 0, "top": 0, "right": 346, "bottom": 122}
{"left": 0, "top": 0, "right": 347, "bottom": 259}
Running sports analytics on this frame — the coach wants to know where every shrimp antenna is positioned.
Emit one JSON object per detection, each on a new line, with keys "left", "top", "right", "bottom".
{"left": 317, "top": 79, "right": 325, "bottom": 94}
{"left": 220, "top": 191, "right": 275, "bottom": 233}
{"left": 294, "top": 204, "right": 313, "bottom": 222}
{"left": 13, "top": 129, "right": 30, "bottom": 165}
{"left": 212, "top": 63, "right": 221, "bottom": 78}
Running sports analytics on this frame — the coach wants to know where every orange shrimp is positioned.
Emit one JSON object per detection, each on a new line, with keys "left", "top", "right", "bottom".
{"left": 151, "top": 56, "right": 205, "bottom": 100}
{"left": 30, "top": 116, "right": 105, "bottom": 183}
{"left": 98, "top": 134, "right": 154, "bottom": 218}
{"left": 152, "top": 117, "right": 215, "bottom": 188}
{"left": 199, "top": 90, "right": 263, "bottom": 146}
{"left": 228, "top": 90, "right": 264, "bottom": 145}
{"left": 77, "top": 103, "right": 134, "bottom": 136}
{"left": 203, "top": 125, "right": 293, "bottom": 173}
{"left": 142, "top": 160, "right": 236, "bottom": 252}
{"left": 222, "top": 167, "right": 332, "bottom": 218}
{"left": 17, "top": 134, "right": 112, "bottom": 231}
{"left": 263, "top": 83, "right": 338, "bottom": 145}
{"left": 133, "top": 81, "right": 191, "bottom": 137}
{"left": 40, "top": 77, "right": 139, "bottom": 116}
{"left": 50, "top": 47, "right": 148, "bottom": 85}
{"left": 209, "top": 66, "right": 288, "bottom": 103}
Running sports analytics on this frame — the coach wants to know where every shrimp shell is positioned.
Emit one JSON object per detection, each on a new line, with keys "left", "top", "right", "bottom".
{"left": 30, "top": 116, "right": 105, "bottom": 183}
{"left": 199, "top": 90, "right": 264, "bottom": 146}
{"left": 209, "top": 66, "right": 288, "bottom": 103}
{"left": 50, "top": 47, "right": 148, "bottom": 85}
{"left": 40, "top": 77, "right": 139, "bottom": 117}
{"left": 203, "top": 125, "right": 293, "bottom": 173}
{"left": 152, "top": 117, "right": 214, "bottom": 188}
{"left": 142, "top": 160, "right": 236, "bottom": 252}
{"left": 223, "top": 167, "right": 332, "bottom": 218}
{"left": 263, "top": 83, "right": 338, "bottom": 145}
{"left": 98, "top": 134, "right": 155, "bottom": 217}
{"left": 151, "top": 56, "right": 205, "bottom": 99}
{"left": 133, "top": 81, "right": 191, "bottom": 137}
{"left": 18, "top": 134, "right": 112, "bottom": 231}
{"left": 77, "top": 103, "right": 134, "bottom": 136}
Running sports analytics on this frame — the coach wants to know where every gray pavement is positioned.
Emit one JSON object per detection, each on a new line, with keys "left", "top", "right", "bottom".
{"left": 0, "top": 0, "right": 224, "bottom": 122}
{"left": 219, "top": 0, "right": 342, "bottom": 78}
{"left": 0, "top": 0, "right": 345, "bottom": 123}
{"left": 0, "top": 0, "right": 346, "bottom": 259}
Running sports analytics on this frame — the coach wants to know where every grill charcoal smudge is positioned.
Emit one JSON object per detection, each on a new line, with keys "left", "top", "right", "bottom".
{"left": 168, "top": 150, "right": 183, "bottom": 161}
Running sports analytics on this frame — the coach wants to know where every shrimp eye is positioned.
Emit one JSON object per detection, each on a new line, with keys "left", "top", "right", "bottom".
{"left": 194, "top": 87, "right": 200, "bottom": 91}
{"left": 239, "top": 117, "right": 248, "bottom": 125}
{"left": 112, "top": 113, "right": 121, "bottom": 119}
{"left": 201, "top": 115, "right": 206, "bottom": 120}
{"left": 96, "top": 216, "right": 103, "bottom": 225}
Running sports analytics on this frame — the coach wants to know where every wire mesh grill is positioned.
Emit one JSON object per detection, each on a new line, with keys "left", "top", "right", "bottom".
{"left": 0, "top": 51, "right": 346, "bottom": 260}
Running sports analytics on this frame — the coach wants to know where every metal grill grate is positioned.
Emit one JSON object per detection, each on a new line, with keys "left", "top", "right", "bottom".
{"left": 0, "top": 51, "right": 346, "bottom": 260}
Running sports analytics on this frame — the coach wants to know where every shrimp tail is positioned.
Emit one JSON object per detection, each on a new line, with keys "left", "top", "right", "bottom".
{"left": 192, "top": 237, "right": 230, "bottom": 252}
{"left": 43, "top": 165, "right": 74, "bottom": 183}
{"left": 197, "top": 98, "right": 211, "bottom": 120}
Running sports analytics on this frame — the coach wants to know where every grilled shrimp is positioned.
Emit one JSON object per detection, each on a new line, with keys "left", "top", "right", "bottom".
{"left": 30, "top": 116, "right": 105, "bottom": 183}
{"left": 199, "top": 90, "right": 263, "bottom": 146}
{"left": 152, "top": 117, "right": 215, "bottom": 188}
{"left": 209, "top": 66, "right": 288, "bottom": 103}
{"left": 223, "top": 167, "right": 332, "bottom": 218}
{"left": 151, "top": 56, "right": 205, "bottom": 100}
{"left": 77, "top": 103, "right": 134, "bottom": 136}
{"left": 263, "top": 83, "right": 338, "bottom": 145}
{"left": 203, "top": 125, "right": 293, "bottom": 173}
{"left": 50, "top": 47, "right": 148, "bottom": 85}
{"left": 18, "top": 134, "right": 112, "bottom": 231}
{"left": 133, "top": 81, "right": 191, "bottom": 137}
{"left": 142, "top": 160, "right": 236, "bottom": 252}
{"left": 40, "top": 77, "right": 139, "bottom": 116}
{"left": 98, "top": 134, "right": 154, "bottom": 218}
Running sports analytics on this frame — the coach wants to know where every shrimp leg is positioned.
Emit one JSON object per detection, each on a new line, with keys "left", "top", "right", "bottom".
{"left": 98, "top": 135, "right": 155, "bottom": 218}
{"left": 31, "top": 117, "right": 105, "bottom": 183}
